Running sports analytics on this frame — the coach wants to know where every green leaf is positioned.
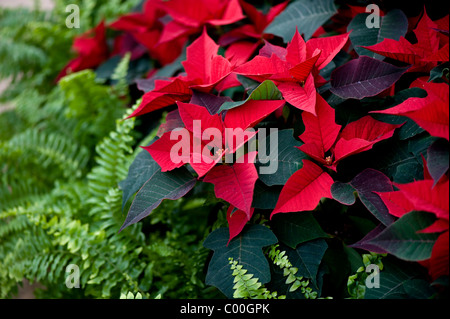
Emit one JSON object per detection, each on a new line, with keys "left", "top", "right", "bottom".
{"left": 118, "top": 144, "right": 159, "bottom": 211}
{"left": 264, "top": 0, "right": 337, "bottom": 42}
{"left": 286, "top": 239, "right": 328, "bottom": 290}
{"left": 427, "top": 138, "right": 449, "bottom": 186}
{"left": 203, "top": 224, "right": 278, "bottom": 298}
{"left": 251, "top": 181, "right": 282, "bottom": 210}
{"left": 367, "top": 211, "right": 439, "bottom": 261}
{"left": 120, "top": 167, "right": 196, "bottom": 231}
{"left": 428, "top": 62, "right": 449, "bottom": 83}
{"left": 272, "top": 212, "right": 328, "bottom": 249}
{"left": 218, "top": 80, "right": 282, "bottom": 113}
{"left": 256, "top": 129, "right": 306, "bottom": 186}
{"left": 347, "top": 9, "right": 408, "bottom": 59}
{"left": 330, "top": 182, "right": 356, "bottom": 205}
{"left": 364, "top": 259, "right": 432, "bottom": 299}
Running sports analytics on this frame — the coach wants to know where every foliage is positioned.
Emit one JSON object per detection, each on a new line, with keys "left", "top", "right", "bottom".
{"left": 1, "top": 0, "right": 449, "bottom": 300}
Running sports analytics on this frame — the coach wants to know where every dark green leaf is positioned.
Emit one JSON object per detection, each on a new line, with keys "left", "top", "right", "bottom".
{"left": 367, "top": 211, "right": 439, "bottom": 261}
{"left": 251, "top": 181, "right": 281, "bottom": 210}
{"left": 218, "top": 80, "right": 282, "bottom": 113}
{"left": 256, "top": 129, "right": 306, "bottom": 186}
{"left": 119, "top": 146, "right": 159, "bottom": 211}
{"left": 120, "top": 167, "right": 196, "bottom": 231}
{"left": 427, "top": 138, "right": 449, "bottom": 186}
{"left": 272, "top": 212, "right": 329, "bottom": 249}
{"left": 264, "top": 0, "right": 337, "bottom": 42}
{"left": 286, "top": 239, "right": 328, "bottom": 290}
{"left": 203, "top": 224, "right": 278, "bottom": 298}
{"left": 428, "top": 62, "right": 449, "bottom": 83}
{"left": 330, "top": 182, "right": 357, "bottom": 205}
{"left": 347, "top": 9, "right": 408, "bottom": 59}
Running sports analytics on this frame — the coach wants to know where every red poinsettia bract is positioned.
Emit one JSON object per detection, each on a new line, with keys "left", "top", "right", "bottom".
{"left": 372, "top": 77, "right": 449, "bottom": 141}
{"left": 109, "top": 0, "right": 184, "bottom": 65}
{"left": 235, "top": 29, "right": 350, "bottom": 115}
{"left": 56, "top": 21, "right": 109, "bottom": 82}
{"left": 128, "top": 29, "right": 240, "bottom": 119}
{"left": 378, "top": 167, "right": 449, "bottom": 281}
{"left": 156, "top": 0, "right": 245, "bottom": 45}
{"left": 271, "top": 94, "right": 400, "bottom": 217}
{"left": 144, "top": 98, "right": 284, "bottom": 215}
{"left": 363, "top": 10, "right": 449, "bottom": 73}
{"left": 219, "top": 0, "right": 289, "bottom": 66}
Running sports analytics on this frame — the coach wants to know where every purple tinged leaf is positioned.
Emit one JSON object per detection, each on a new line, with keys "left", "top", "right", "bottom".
{"left": 330, "top": 56, "right": 409, "bottom": 99}
{"left": 120, "top": 167, "right": 196, "bottom": 232}
{"left": 189, "top": 90, "right": 233, "bottom": 115}
{"left": 332, "top": 169, "right": 395, "bottom": 226}
{"left": 365, "top": 211, "right": 439, "bottom": 261}
{"left": 135, "top": 76, "right": 170, "bottom": 93}
{"left": 349, "top": 224, "right": 388, "bottom": 254}
{"left": 427, "top": 139, "right": 449, "bottom": 186}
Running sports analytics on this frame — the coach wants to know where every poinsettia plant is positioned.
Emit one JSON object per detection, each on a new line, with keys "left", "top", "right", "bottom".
{"left": 58, "top": 0, "right": 449, "bottom": 299}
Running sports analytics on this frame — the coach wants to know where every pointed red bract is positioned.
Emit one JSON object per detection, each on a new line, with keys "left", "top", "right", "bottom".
{"left": 333, "top": 116, "right": 400, "bottom": 162}
{"left": 109, "top": 0, "right": 183, "bottom": 65}
{"left": 395, "top": 180, "right": 449, "bottom": 221}
{"left": 305, "top": 32, "right": 350, "bottom": 70}
{"left": 271, "top": 159, "right": 334, "bottom": 217}
{"left": 299, "top": 94, "right": 342, "bottom": 161}
{"left": 143, "top": 131, "right": 191, "bottom": 172}
{"left": 157, "top": 0, "right": 244, "bottom": 44}
{"left": 127, "top": 78, "right": 193, "bottom": 118}
{"left": 224, "top": 100, "right": 286, "bottom": 131}
{"left": 204, "top": 152, "right": 258, "bottom": 216}
{"left": 129, "top": 30, "right": 241, "bottom": 118}
{"left": 226, "top": 205, "right": 253, "bottom": 245}
{"left": 363, "top": 11, "right": 448, "bottom": 72}
{"left": 56, "top": 21, "right": 109, "bottom": 81}
{"left": 428, "top": 231, "right": 449, "bottom": 281}
{"left": 372, "top": 80, "right": 449, "bottom": 141}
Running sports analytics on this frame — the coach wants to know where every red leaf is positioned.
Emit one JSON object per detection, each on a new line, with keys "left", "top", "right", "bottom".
{"left": 225, "top": 41, "right": 260, "bottom": 67}
{"left": 277, "top": 74, "right": 317, "bottom": 114}
{"left": 378, "top": 191, "right": 415, "bottom": 218}
{"left": 299, "top": 94, "right": 341, "bottom": 160}
{"left": 224, "top": 99, "right": 286, "bottom": 131}
{"left": 305, "top": 32, "right": 350, "bottom": 70}
{"left": 333, "top": 116, "right": 399, "bottom": 162}
{"left": 372, "top": 81, "right": 449, "bottom": 140}
{"left": 395, "top": 179, "right": 449, "bottom": 221}
{"left": 271, "top": 159, "right": 334, "bottom": 217}
{"left": 413, "top": 9, "right": 440, "bottom": 57}
{"left": 182, "top": 29, "right": 220, "bottom": 83}
{"left": 234, "top": 54, "right": 290, "bottom": 82}
{"left": 289, "top": 51, "right": 321, "bottom": 82}
{"left": 144, "top": 131, "right": 191, "bottom": 172}
{"left": 428, "top": 231, "right": 449, "bottom": 281}
{"left": 362, "top": 37, "right": 422, "bottom": 65}
{"left": 177, "top": 101, "right": 224, "bottom": 142}
{"left": 127, "top": 78, "right": 192, "bottom": 118}
{"left": 208, "top": 0, "right": 245, "bottom": 26}
{"left": 204, "top": 152, "right": 258, "bottom": 216}
{"left": 422, "top": 43, "right": 449, "bottom": 62}
{"left": 226, "top": 205, "right": 252, "bottom": 245}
